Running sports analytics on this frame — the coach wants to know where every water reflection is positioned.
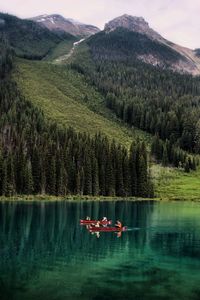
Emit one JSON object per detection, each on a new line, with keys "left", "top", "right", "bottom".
{"left": 0, "top": 201, "right": 200, "bottom": 300}
{"left": 0, "top": 201, "right": 153, "bottom": 299}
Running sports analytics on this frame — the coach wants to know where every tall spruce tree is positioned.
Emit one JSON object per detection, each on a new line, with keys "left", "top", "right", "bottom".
{"left": 83, "top": 155, "right": 92, "bottom": 195}
{"left": 162, "top": 144, "right": 169, "bottom": 166}
{"left": 31, "top": 147, "right": 42, "bottom": 194}
{"left": 46, "top": 155, "right": 56, "bottom": 195}
{"left": 116, "top": 146, "right": 124, "bottom": 196}
{"left": 92, "top": 158, "right": 99, "bottom": 196}
{"left": 24, "top": 161, "right": 34, "bottom": 195}
{"left": 129, "top": 142, "right": 137, "bottom": 196}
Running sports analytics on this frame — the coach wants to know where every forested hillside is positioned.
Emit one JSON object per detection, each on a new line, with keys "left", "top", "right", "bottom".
{"left": 15, "top": 58, "right": 140, "bottom": 147}
{"left": 0, "top": 36, "right": 153, "bottom": 198}
{"left": 71, "top": 30, "right": 200, "bottom": 170}
{"left": 89, "top": 28, "right": 183, "bottom": 64}
{"left": 1, "top": 12, "right": 199, "bottom": 199}
{"left": 0, "top": 13, "right": 74, "bottom": 59}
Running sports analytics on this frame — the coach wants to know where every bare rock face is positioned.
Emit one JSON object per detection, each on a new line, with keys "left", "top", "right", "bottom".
{"left": 104, "top": 14, "right": 200, "bottom": 75}
{"left": 30, "top": 14, "right": 100, "bottom": 38}
{"left": 104, "top": 14, "right": 164, "bottom": 42}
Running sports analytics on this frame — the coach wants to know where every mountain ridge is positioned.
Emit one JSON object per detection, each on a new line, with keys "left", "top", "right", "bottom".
{"left": 104, "top": 14, "right": 200, "bottom": 75}
{"left": 105, "top": 14, "right": 164, "bottom": 43}
{"left": 1, "top": 11, "right": 200, "bottom": 74}
{"left": 30, "top": 14, "right": 100, "bottom": 38}
{"left": 0, "top": 12, "right": 64, "bottom": 59}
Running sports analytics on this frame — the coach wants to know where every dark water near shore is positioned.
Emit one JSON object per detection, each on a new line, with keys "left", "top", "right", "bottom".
{"left": 0, "top": 200, "right": 200, "bottom": 300}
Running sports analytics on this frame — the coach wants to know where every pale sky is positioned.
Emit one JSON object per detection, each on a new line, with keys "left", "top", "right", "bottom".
{"left": 1, "top": 0, "right": 200, "bottom": 49}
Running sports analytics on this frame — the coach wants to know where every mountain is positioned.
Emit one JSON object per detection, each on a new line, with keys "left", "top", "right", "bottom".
{"left": 72, "top": 19, "right": 200, "bottom": 159}
{"left": 104, "top": 14, "right": 200, "bottom": 75}
{"left": 0, "top": 11, "right": 199, "bottom": 199}
{"left": 30, "top": 14, "right": 100, "bottom": 38}
{"left": 0, "top": 12, "right": 64, "bottom": 59}
{"left": 88, "top": 28, "right": 183, "bottom": 68}
{"left": 105, "top": 14, "right": 164, "bottom": 42}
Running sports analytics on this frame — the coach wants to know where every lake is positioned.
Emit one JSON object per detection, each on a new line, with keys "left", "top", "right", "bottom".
{"left": 0, "top": 200, "right": 200, "bottom": 300}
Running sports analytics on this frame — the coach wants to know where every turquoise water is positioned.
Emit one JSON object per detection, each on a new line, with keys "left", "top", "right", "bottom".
{"left": 0, "top": 200, "right": 200, "bottom": 300}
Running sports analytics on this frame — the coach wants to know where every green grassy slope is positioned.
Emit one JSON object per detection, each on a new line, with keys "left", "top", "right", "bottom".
{"left": 152, "top": 165, "right": 200, "bottom": 200}
{"left": 43, "top": 39, "right": 77, "bottom": 61}
{"left": 14, "top": 58, "right": 145, "bottom": 147}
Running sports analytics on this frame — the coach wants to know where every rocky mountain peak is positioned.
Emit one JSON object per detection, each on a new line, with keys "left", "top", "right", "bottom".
{"left": 104, "top": 14, "right": 164, "bottom": 42}
{"left": 29, "top": 14, "right": 100, "bottom": 38}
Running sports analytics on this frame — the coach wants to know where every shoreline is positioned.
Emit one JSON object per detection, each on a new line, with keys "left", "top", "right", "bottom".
{"left": 0, "top": 194, "right": 159, "bottom": 202}
{"left": 0, "top": 195, "right": 199, "bottom": 202}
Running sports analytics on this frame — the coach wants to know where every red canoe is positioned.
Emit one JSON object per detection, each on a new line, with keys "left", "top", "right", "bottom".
{"left": 80, "top": 220, "right": 112, "bottom": 225}
{"left": 89, "top": 226, "right": 127, "bottom": 232}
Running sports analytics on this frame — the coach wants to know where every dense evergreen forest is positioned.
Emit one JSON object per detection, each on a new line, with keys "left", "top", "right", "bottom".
{"left": 72, "top": 29, "right": 200, "bottom": 170}
{"left": 0, "top": 37, "right": 153, "bottom": 197}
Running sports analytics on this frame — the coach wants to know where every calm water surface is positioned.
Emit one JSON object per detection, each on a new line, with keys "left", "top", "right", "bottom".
{"left": 0, "top": 200, "right": 200, "bottom": 300}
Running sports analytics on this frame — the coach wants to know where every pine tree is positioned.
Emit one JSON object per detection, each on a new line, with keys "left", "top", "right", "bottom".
{"left": 136, "top": 144, "right": 148, "bottom": 197}
{"left": 16, "top": 149, "right": 26, "bottom": 194}
{"left": 76, "top": 170, "right": 81, "bottom": 195}
{"left": 24, "top": 161, "right": 34, "bottom": 195}
{"left": 46, "top": 155, "right": 56, "bottom": 195}
{"left": 191, "top": 157, "right": 197, "bottom": 171}
{"left": 105, "top": 153, "right": 115, "bottom": 196}
{"left": 184, "top": 158, "right": 190, "bottom": 173}
{"left": 92, "top": 158, "right": 99, "bottom": 196}
{"left": 57, "top": 161, "right": 67, "bottom": 196}
{"left": 31, "top": 147, "right": 42, "bottom": 194}
{"left": 6, "top": 155, "right": 16, "bottom": 196}
{"left": 2, "top": 159, "right": 8, "bottom": 196}
{"left": 83, "top": 155, "right": 92, "bottom": 195}
{"left": 137, "top": 155, "right": 148, "bottom": 197}
{"left": 123, "top": 152, "right": 131, "bottom": 196}
{"left": 129, "top": 142, "right": 137, "bottom": 196}
{"left": 162, "top": 144, "right": 169, "bottom": 166}
{"left": 116, "top": 147, "right": 124, "bottom": 196}
{"left": 99, "top": 164, "right": 106, "bottom": 195}
{"left": 194, "top": 120, "right": 200, "bottom": 154}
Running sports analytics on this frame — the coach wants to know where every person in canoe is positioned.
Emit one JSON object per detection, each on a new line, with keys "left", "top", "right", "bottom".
{"left": 95, "top": 221, "right": 100, "bottom": 227}
{"left": 89, "top": 220, "right": 100, "bottom": 229}
{"left": 115, "top": 220, "right": 122, "bottom": 230}
{"left": 85, "top": 216, "right": 91, "bottom": 229}
{"left": 102, "top": 217, "right": 108, "bottom": 227}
